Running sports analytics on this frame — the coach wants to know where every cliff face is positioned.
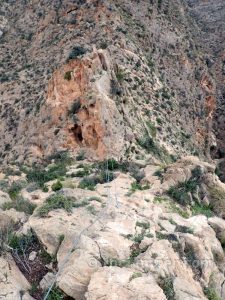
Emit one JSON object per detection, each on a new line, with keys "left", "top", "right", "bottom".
{"left": 184, "top": 0, "right": 225, "bottom": 158}
{"left": 0, "top": 0, "right": 218, "bottom": 163}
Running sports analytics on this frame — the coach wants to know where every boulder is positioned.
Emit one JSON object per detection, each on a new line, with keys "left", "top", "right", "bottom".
{"left": 137, "top": 240, "right": 206, "bottom": 298}
{"left": 208, "top": 217, "right": 225, "bottom": 244}
{"left": 173, "top": 277, "right": 207, "bottom": 300}
{"left": 0, "top": 254, "right": 31, "bottom": 299}
{"left": 24, "top": 207, "right": 94, "bottom": 255}
{"left": 86, "top": 267, "right": 166, "bottom": 300}
{"left": 57, "top": 235, "right": 101, "bottom": 299}
{"left": 40, "top": 272, "right": 55, "bottom": 290}
{"left": 94, "top": 231, "right": 132, "bottom": 261}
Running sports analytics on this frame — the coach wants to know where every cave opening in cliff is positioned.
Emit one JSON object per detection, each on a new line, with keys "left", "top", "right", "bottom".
{"left": 71, "top": 124, "right": 83, "bottom": 144}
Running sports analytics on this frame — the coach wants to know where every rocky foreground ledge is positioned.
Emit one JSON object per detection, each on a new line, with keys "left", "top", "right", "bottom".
{"left": 0, "top": 155, "right": 225, "bottom": 299}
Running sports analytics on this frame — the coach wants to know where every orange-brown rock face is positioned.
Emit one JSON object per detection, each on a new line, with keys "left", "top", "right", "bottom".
{"left": 26, "top": 49, "right": 125, "bottom": 161}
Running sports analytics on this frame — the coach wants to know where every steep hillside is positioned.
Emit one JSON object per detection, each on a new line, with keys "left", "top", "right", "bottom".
{"left": 184, "top": 0, "right": 225, "bottom": 158}
{"left": 2, "top": 1, "right": 225, "bottom": 300}
{"left": 0, "top": 0, "right": 216, "bottom": 164}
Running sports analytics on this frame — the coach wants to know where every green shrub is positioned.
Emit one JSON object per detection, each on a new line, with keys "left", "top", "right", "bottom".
{"left": 191, "top": 203, "right": 213, "bottom": 218}
{"left": 208, "top": 187, "right": 225, "bottom": 218}
{"left": 86, "top": 205, "right": 97, "bottom": 215}
{"left": 47, "top": 287, "right": 64, "bottom": 300}
{"left": 167, "top": 167, "right": 203, "bottom": 206}
{"left": 64, "top": 71, "right": 72, "bottom": 81}
{"left": 136, "top": 221, "right": 150, "bottom": 229}
{"left": 8, "top": 232, "right": 35, "bottom": 254}
{"left": 42, "top": 185, "right": 49, "bottom": 192}
{"left": 25, "top": 152, "right": 72, "bottom": 188}
{"left": 154, "top": 196, "right": 168, "bottom": 203}
{"left": 115, "top": 68, "right": 125, "bottom": 82}
{"left": 146, "top": 121, "right": 157, "bottom": 138}
{"left": 2, "top": 196, "right": 36, "bottom": 215}
{"left": 168, "top": 179, "right": 198, "bottom": 206}
{"left": 78, "top": 171, "right": 115, "bottom": 190}
{"left": 29, "top": 283, "right": 39, "bottom": 295}
{"left": 7, "top": 180, "right": 26, "bottom": 199}
{"left": 73, "top": 165, "right": 91, "bottom": 177}
{"left": 78, "top": 177, "right": 97, "bottom": 191}
{"left": 138, "top": 133, "right": 155, "bottom": 151}
{"left": 138, "top": 132, "right": 172, "bottom": 163}
{"left": 168, "top": 181, "right": 194, "bottom": 205}
{"left": 68, "top": 100, "right": 81, "bottom": 116}
{"left": 158, "top": 276, "right": 175, "bottom": 300}
{"left": 87, "top": 196, "right": 102, "bottom": 202}
{"left": 204, "top": 287, "right": 221, "bottom": 300}
{"left": 68, "top": 46, "right": 86, "bottom": 60}
{"left": 130, "top": 182, "right": 149, "bottom": 193}
{"left": 76, "top": 151, "right": 85, "bottom": 161}
{"left": 129, "top": 272, "right": 142, "bottom": 281}
{"left": 175, "top": 225, "right": 194, "bottom": 234}
{"left": 95, "top": 158, "right": 119, "bottom": 171}
{"left": 37, "top": 194, "right": 74, "bottom": 217}
{"left": 0, "top": 224, "right": 16, "bottom": 253}
{"left": 51, "top": 180, "right": 63, "bottom": 191}
{"left": 0, "top": 180, "right": 9, "bottom": 192}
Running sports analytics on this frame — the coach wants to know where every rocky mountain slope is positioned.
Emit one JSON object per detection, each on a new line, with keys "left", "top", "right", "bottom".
{"left": 0, "top": 0, "right": 218, "bottom": 163}
{"left": 184, "top": 0, "right": 225, "bottom": 158}
{"left": 1, "top": 0, "right": 225, "bottom": 300}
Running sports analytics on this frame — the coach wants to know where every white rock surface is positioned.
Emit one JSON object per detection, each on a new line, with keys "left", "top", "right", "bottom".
{"left": 0, "top": 255, "right": 30, "bottom": 300}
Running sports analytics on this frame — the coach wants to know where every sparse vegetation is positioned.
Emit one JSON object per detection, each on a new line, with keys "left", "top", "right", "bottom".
{"left": 138, "top": 131, "right": 173, "bottom": 163}
{"left": 86, "top": 205, "right": 98, "bottom": 215}
{"left": 208, "top": 187, "right": 225, "bottom": 217}
{"left": 130, "top": 182, "right": 150, "bottom": 193}
{"left": 51, "top": 180, "right": 63, "bottom": 191}
{"left": 129, "top": 272, "right": 142, "bottom": 281}
{"left": 64, "top": 71, "right": 72, "bottom": 81}
{"left": 78, "top": 177, "right": 97, "bottom": 190}
{"left": 115, "top": 67, "right": 126, "bottom": 82}
{"left": 88, "top": 196, "right": 102, "bottom": 202}
{"left": 78, "top": 170, "right": 115, "bottom": 191}
{"left": 158, "top": 276, "right": 175, "bottom": 300}
{"left": 76, "top": 150, "right": 85, "bottom": 161}
{"left": 136, "top": 221, "right": 150, "bottom": 229}
{"left": 191, "top": 203, "right": 213, "bottom": 218}
{"left": 175, "top": 225, "right": 194, "bottom": 234}
{"left": 2, "top": 196, "right": 36, "bottom": 215}
{"left": 204, "top": 287, "right": 221, "bottom": 300}
{"left": 26, "top": 152, "right": 72, "bottom": 188}
{"left": 37, "top": 194, "right": 74, "bottom": 217}
{"left": 68, "top": 46, "right": 86, "bottom": 60}
{"left": 76, "top": 151, "right": 85, "bottom": 160}
{"left": 154, "top": 195, "right": 168, "bottom": 203}
{"left": 167, "top": 167, "right": 202, "bottom": 206}
{"left": 7, "top": 180, "right": 26, "bottom": 199}
{"left": 47, "top": 287, "right": 64, "bottom": 300}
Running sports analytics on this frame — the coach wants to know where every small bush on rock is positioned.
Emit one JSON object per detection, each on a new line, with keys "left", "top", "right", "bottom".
{"left": 158, "top": 276, "right": 175, "bottom": 300}
{"left": 64, "top": 71, "right": 72, "bottom": 81}
{"left": 51, "top": 180, "right": 63, "bottom": 191}
{"left": 37, "top": 194, "right": 74, "bottom": 217}
{"left": 208, "top": 187, "right": 225, "bottom": 218}
{"left": 68, "top": 46, "right": 86, "bottom": 60}
{"left": 2, "top": 196, "right": 36, "bottom": 215}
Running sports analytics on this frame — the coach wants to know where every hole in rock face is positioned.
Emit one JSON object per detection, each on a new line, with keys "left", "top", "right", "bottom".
{"left": 71, "top": 124, "right": 83, "bottom": 144}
